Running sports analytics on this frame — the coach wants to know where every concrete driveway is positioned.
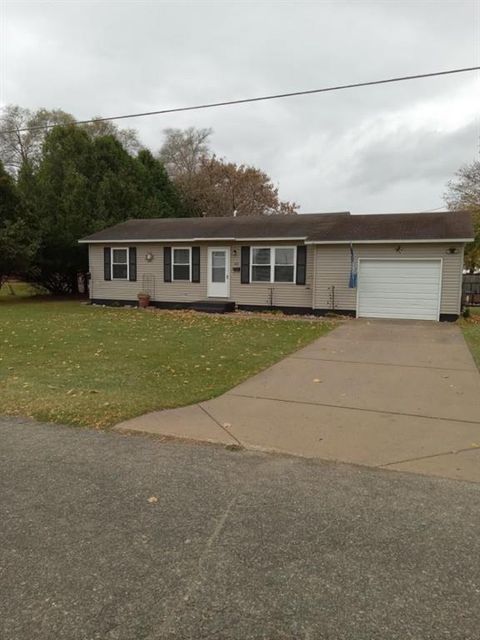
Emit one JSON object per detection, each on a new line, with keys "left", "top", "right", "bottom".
{"left": 116, "top": 320, "right": 480, "bottom": 482}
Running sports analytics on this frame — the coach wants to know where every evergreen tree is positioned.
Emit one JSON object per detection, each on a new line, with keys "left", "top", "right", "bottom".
{"left": 137, "top": 149, "right": 185, "bottom": 218}
{"left": 19, "top": 125, "right": 184, "bottom": 293}
{"left": 0, "top": 160, "right": 35, "bottom": 286}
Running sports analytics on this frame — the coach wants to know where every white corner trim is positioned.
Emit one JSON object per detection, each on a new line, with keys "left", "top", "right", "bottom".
{"left": 457, "top": 244, "right": 465, "bottom": 313}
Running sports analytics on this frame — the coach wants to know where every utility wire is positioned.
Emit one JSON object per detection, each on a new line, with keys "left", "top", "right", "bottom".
{"left": 2, "top": 65, "right": 479, "bottom": 135}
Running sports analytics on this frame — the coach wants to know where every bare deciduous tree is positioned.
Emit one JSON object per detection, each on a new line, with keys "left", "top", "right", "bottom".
{"left": 0, "top": 106, "right": 143, "bottom": 175}
{"left": 84, "top": 118, "right": 143, "bottom": 156}
{"left": 445, "top": 161, "right": 480, "bottom": 273}
{"left": 159, "top": 127, "right": 212, "bottom": 180}
{"left": 0, "top": 105, "right": 74, "bottom": 173}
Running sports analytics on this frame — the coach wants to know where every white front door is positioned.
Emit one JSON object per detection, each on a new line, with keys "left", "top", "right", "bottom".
{"left": 207, "top": 247, "right": 230, "bottom": 298}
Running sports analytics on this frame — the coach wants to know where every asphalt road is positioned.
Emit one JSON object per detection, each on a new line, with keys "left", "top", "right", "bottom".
{"left": 1, "top": 418, "right": 480, "bottom": 640}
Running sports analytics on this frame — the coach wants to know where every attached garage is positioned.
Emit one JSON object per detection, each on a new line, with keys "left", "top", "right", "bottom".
{"left": 357, "top": 259, "right": 442, "bottom": 321}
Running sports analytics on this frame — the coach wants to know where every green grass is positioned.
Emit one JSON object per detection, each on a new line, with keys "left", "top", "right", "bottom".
{"left": 461, "top": 309, "right": 480, "bottom": 369}
{"left": 0, "top": 300, "right": 334, "bottom": 428}
{"left": 0, "top": 282, "right": 47, "bottom": 298}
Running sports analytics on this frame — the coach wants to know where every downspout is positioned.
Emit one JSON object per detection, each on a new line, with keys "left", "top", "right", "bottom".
{"left": 89, "top": 244, "right": 93, "bottom": 300}
{"left": 458, "top": 244, "right": 465, "bottom": 314}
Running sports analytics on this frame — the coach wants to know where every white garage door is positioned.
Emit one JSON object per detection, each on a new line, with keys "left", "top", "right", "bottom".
{"left": 357, "top": 259, "right": 442, "bottom": 321}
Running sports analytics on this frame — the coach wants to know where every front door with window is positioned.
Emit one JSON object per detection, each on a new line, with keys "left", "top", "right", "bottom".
{"left": 207, "top": 247, "right": 230, "bottom": 298}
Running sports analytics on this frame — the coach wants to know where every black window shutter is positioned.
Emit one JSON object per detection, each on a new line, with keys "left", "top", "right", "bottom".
{"left": 192, "top": 246, "right": 200, "bottom": 283}
{"left": 296, "top": 245, "right": 307, "bottom": 285}
{"left": 128, "top": 247, "right": 137, "bottom": 281}
{"left": 241, "top": 246, "right": 250, "bottom": 284}
{"left": 164, "top": 247, "right": 172, "bottom": 282}
{"left": 104, "top": 247, "right": 111, "bottom": 281}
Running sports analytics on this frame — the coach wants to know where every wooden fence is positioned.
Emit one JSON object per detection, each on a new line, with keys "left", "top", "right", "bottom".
{"left": 463, "top": 274, "right": 480, "bottom": 306}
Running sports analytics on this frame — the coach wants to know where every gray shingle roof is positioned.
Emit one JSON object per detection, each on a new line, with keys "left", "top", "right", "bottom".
{"left": 79, "top": 211, "right": 473, "bottom": 244}
{"left": 306, "top": 211, "right": 474, "bottom": 242}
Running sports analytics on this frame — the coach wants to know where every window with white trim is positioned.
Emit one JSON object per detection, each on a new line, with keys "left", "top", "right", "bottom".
{"left": 251, "top": 247, "right": 271, "bottom": 282}
{"left": 250, "top": 247, "right": 296, "bottom": 283}
{"left": 173, "top": 247, "right": 191, "bottom": 281}
{"left": 274, "top": 247, "right": 295, "bottom": 282}
{"left": 112, "top": 248, "right": 128, "bottom": 280}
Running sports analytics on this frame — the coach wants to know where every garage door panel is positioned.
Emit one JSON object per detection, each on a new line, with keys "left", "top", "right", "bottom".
{"left": 361, "top": 262, "right": 434, "bottom": 270}
{"left": 362, "top": 266, "right": 434, "bottom": 273}
{"left": 359, "top": 273, "right": 440, "bottom": 281}
{"left": 360, "top": 272, "right": 440, "bottom": 279}
{"left": 361, "top": 292, "right": 439, "bottom": 300}
{"left": 361, "top": 286, "right": 439, "bottom": 294}
{"left": 360, "top": 269, "right": 438, "bottom": 278}
{"left": 361, "top": 303, "right": 438, "bottom": 313}
{"left": 358, "top": 260, "right": 441, "bottom": 321}
{"left": 360, "top": 311, "right": 438, "bottom": 320}
{"left": 361, "top": 274, "right": 439, "bottom": 281}
{"left": 360, "top": 286, "right": 439, "bottom": 296}
{"left": 361, "top": 299, "right": 439, "bottom": 308}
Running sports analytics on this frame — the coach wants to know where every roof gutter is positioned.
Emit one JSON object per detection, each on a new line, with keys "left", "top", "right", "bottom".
{"left": 79, "top": 236, "right": 474, "bottom": 245}
{"left": 305, "top": 238, "right": 474, "bottom": 245}
{"left": 79, "top": 236, "right": 308, "bottom": 244}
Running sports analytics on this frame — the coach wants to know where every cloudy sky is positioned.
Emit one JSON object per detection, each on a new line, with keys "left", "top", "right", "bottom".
{"left": 1, "top": 0, "right": 479, "bottom": 213}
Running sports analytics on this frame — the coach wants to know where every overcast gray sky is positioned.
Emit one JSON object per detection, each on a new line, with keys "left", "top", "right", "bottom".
{"left": 1, "top": 0, "right": 479, "bottom": 213}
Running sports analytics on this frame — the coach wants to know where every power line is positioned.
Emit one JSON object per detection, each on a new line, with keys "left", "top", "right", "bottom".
{"left": 1, "top": 65, "right": 479, "bottom": 135}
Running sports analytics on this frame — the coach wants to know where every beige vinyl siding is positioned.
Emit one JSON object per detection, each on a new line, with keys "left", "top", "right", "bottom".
{"left": 313, "top": 243, "right": 464, "bottom": 315}
{"left": 89, "top": 244, "right": 208, "bottom": 302}
{"left": 89, "top": 241, "right": 314, "bottom": 307}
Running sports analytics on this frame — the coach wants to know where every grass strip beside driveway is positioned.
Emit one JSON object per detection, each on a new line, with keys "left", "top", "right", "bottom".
{"left": 0, "top": 301, "right": 333, "bottom": 428}
{"left": 461, "top": 307, "right": 480, "bottom": 369}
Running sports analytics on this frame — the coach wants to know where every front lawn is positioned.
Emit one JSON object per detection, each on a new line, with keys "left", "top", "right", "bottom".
{"left": 461, "top": 308, "right": 480, "bottom": 369}
{"left": 0, "top": 300, "right": 333, "bottom": 428}
{"left": 0, "top": 282, "right": 47, "bottom": 297}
